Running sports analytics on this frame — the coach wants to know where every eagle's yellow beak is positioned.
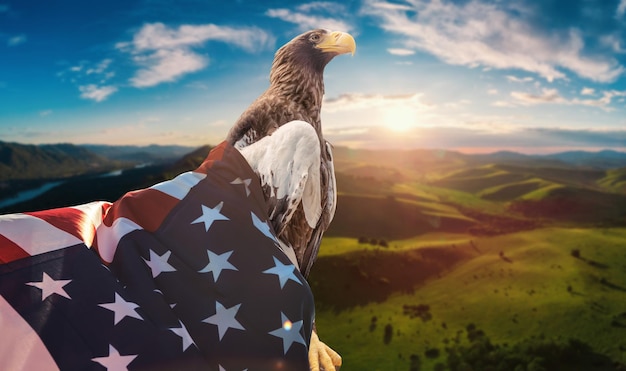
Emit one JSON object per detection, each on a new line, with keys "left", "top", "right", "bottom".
{"left": 316, "top": 31, "right": 356, "bottom": 56}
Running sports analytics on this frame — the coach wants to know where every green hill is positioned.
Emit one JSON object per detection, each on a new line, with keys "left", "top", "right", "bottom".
{"left": 599, "top": 168, "right": 626, "bottom": 192}
{"left": 311, "top": 228, "right": 626, "bottom": 370}
{"left": 326, "top": 194, "right": 476, "bottom": 239}
{"left": 510, "top": 186, "right": 626, "bottom": 225}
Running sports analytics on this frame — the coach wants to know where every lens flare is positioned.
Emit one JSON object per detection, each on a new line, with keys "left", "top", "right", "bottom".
{"left": 283, "top": 320, "right": 292, "bottom": 331}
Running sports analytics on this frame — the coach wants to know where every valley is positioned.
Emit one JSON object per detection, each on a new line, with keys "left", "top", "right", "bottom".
{"left": 1, "top": 142, "right": 625, "bottom": 370}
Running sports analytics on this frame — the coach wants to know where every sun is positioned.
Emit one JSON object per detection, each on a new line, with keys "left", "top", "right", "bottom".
{"left": 382, "top": 105, "right": 417, "bottom": 132}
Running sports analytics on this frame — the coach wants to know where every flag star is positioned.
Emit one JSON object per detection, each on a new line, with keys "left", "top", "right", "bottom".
{"left": 268, "top": 313, "right": 306, "bottom": 354}
{"left": 143, "top": 249, "right": 176, "bottom": 278}
{"left": 26, "top": 272, "right": 72, "bottom": 301}
{"left": 92, "top": 345, "right": 137, "bottom": 371}
{"left": 192, "top": 201, "right": 229, "bottom": 232}
{"left": 202, "top": 301, "right": 245, "bottom": 341}
{"left": 231, "top": 177, "right": 252, "bottom": 197}
{"left": 251, "top": 211, "right": 277, "bottom": 241}
{"left": 198, "top": 250, "right": 238, "bottom": 282}
{"left": 98, "top": 293, "right": 143, "bottom": 325}
{"left": 169, "top": 320, "right": 196, "bottom": 351}
{"left": 262, "top": 257, "right": 302, "bottom": 289}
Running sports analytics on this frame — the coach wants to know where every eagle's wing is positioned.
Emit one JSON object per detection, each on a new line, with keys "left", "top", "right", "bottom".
{"left": 238, "top": 120, "right": 325, "bottom": 270}
{"left": 300, "top": 140, "right": 336, "bottom": 277}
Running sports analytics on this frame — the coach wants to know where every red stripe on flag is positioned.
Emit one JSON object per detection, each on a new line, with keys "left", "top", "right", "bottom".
{"left": 26, "top": 207, "right": 93, "bottom": 246}
{"left": 0, "top": 234, "right": 30, "bottom": 264}
{"left": 195, "top": 141, "right": 227, "bottom": 174}
{"left": 102, "top": 188, "right": 179, "bottom": 232}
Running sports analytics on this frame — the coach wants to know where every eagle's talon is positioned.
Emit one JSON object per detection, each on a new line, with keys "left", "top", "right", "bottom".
{"left": 309, "top": 331, "right": 342, "bottom": 371}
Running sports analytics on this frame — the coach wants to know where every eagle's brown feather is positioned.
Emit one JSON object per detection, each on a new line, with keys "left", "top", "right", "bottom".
{"left": 227, "top": 29, "right": 354, "bottom": 277}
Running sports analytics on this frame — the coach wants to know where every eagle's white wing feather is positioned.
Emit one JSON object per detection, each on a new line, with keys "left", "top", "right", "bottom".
{"left": 238, "top": 120, "right": 323, "bottom": 250}
{"left": 324, "top": 141, "right": 337, "bottom": 222}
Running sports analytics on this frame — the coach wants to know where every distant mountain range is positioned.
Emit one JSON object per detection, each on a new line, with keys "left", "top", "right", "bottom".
{"left": 0, "top": 141, "right": 115, "bottom": 181}
{"left": 2, "top": 141, "right": 625, "bottom": 183}
{"left": 1, "top": 141, "right": 625, "bottom": 230}
{"left": 470, "top": 149, "right": 626, "bottom": 169}
{"left": 82, "top": 144, "right": 195, "bottom": 163}
{"left": 0, "top": 141, "right": 197, "bottom": 181}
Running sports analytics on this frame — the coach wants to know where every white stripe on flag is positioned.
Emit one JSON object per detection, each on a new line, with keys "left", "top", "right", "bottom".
{"left": 70, "top": 201, "right": 111, "bottom": 247}
{"left": 95, "top": 217, "right": 142, "bottom": 263}
{"left": 70, "top": 201, "right": 109, "bottom": 231}
{"left": 0, "top": 295, "right": 60, "bottom": 371}
{"left": 0, "top": 213, "right": 83, "bottom": 257}
{"left": 150, "top": 171, "right": 206, "bottom": 200}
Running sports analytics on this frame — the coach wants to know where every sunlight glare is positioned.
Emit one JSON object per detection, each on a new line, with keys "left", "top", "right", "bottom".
{"left": 382, "top": 105, "right": 417, "bottom": 132}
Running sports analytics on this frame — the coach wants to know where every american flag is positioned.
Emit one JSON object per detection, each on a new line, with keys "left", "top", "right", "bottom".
{"left": 0, "top": 142, "right": 314, "bottom": 371}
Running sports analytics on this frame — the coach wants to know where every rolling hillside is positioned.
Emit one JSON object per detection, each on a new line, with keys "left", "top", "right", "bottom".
{"left": 311, "top": 228, "right": 626, "bottom": 370}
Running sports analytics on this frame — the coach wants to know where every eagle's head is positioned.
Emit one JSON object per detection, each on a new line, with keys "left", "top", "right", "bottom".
{"left": 270, "top": 29, "right": 356, "bottom": 84}
{"left": 227, "top": 29, "right": 355, "bottom": 147}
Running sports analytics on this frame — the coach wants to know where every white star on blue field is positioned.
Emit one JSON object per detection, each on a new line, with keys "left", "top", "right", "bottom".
{"left": 192, "top": 202, "right": 229, "bottom": 232}
{"left": 1, "top": 0, "right": 625, "bottom": 153}
{"left": 263, "top": 256, "right": 302, "bottom": 289}
{"left": 198, "top": 249, "right": 238, "bottom": 282}
{"left": 202, "top": 301, "right": 245, "bottom": 341}
{"left": 143, "top": 249, "right": 176, "bottom": 278}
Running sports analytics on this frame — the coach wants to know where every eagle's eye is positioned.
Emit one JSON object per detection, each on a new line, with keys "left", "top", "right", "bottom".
{"left": 309, "top": 33, "right": 321, "bottom": 43}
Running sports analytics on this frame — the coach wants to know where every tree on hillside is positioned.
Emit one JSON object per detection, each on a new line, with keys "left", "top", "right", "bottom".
{"left": 384, "top": 324, "right": 393, "bottom": 345}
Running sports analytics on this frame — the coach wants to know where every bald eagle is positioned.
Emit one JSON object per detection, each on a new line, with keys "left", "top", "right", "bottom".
{"left": 227, "top": 29, "right": 355, "bottom": 371}
{"left": 227, "top": 29, "right": 356, "bottom": 277}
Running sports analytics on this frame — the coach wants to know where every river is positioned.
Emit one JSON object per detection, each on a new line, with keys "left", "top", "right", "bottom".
{"left": 0, "top": 167, "right": 138, "bottom": 210}
{"left": 0, "top": 181, "right": 66, "bottom": 209}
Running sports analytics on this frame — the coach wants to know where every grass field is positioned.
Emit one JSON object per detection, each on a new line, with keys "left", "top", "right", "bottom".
{"left": 311, "top": 228, "right": 626, "bottom": 370}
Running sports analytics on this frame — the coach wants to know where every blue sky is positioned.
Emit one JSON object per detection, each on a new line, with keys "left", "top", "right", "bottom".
{"left": 1, "top": 0, "right": 625, "bottom": 153}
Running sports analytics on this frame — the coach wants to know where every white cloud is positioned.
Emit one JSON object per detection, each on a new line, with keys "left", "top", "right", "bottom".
{"left": 362, "top": 0, "right": 624, "bottom": 83}
{"left": 618, "top": 0, "right": 626, "bottom": 17}
{"left": 266, "top": 2, "right": 353, "bottom": 32}
{"left": 120, "top": 23, "right": 273, "bottom": 88}
{"left": 366, "top": 1, "right": 413, "bottom": 12}
{"left": 130, "top": 48, "right": 207, "bottom": 88}
{"left": 39, "top": 110, "right": 53, "bottom": 117}
{"left": 297, "top": 2, "right": 339, "bottom": 12}
{"left": 584, "top": 90, "right": 626, "bottom": 107}
{"left": 128, "top": 23, "right": 272, "bottom": 53}
{"left": 487, "top": 89, "right": 499, "bottom": 95}
{"left": 581, "top": 87, "right": 595, "bottom": 96}
{"left": 506, "top": 87, "right": 626, "bottom": 110}
{"left": 86, "top": 59, "right": 112, "bottom": 75}
{"left": 324, "top": 92, "right": 432, "bottom": 112}
{"left": 510, "top": 88, "right": 565, "bottom": 105}
{"left": 600, "top": 34, "right": 626, "bottom": 54}
{"left": 7, "top": 34, "right": 26, "bottom": 46}
{"left": 492, "top": 100, "right": 516, "bottom": 108}
{"left": 387, "top": 48, "right": 415, "bottom": 56}
{"left": 79, "top": 84, "right": 118, "bottom": 102}
{"left": 506, "top": 75, "right": 534, "bottom": 83}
